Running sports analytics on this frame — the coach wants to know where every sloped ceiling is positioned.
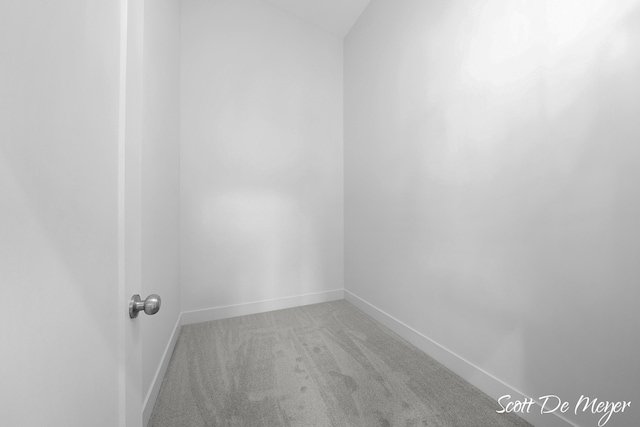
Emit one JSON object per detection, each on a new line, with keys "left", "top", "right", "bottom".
{"left": 261, "top": 0, "right": 371, "bottom": 38}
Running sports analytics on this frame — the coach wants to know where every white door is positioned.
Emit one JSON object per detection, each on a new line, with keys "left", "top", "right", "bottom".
{"left": 0, "top": 1, "right": 144, "bottom": 426}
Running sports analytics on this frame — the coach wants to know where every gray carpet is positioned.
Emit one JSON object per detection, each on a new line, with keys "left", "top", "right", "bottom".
{"left": 148, "top": 300, "right": 533, "bottom": 427}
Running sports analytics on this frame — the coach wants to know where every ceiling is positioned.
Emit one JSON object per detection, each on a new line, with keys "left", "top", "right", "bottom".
{"left": 261, "top": 0, "right": 372, "bottom": 38}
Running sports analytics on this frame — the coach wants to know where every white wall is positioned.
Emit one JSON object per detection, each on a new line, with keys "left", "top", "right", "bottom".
{"left": 345, "top": 1, "right": 640, "bottom": 426}
{"left": 0, "top": 1, "right": 121, "bottom": 425}
{"left": 141, "top": 0, "right": 182, "bottom": 413}
{"left": 180, "top": 0, "right": 344, "bottom": 312}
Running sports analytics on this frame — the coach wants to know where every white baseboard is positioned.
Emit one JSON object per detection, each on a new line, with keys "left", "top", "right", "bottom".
{"left": 344, "top": 290, "right": 577, "bottom": 427}
{"left": 143, "top": 313, "right": 183, "bottom": 427}
{"left": 181, "top": 289, "right": 345, "bottom": 325}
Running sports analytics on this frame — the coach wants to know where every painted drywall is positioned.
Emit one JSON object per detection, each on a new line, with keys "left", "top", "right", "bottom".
{"left": 0, "top": 1, "right": 121, "bottom": 426}
{"left": 140, "top": 0, "right": 182, "bottom": 411}
{"left": 344, "top": 1, "right": 640, "bottom": 426}
{"left": 180, "top": 0, "right": 344, "bottom": 312}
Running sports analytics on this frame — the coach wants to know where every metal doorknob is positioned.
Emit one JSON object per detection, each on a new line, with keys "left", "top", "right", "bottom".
{"left": 129, "top": 294, "right": 161, "bottom": 318}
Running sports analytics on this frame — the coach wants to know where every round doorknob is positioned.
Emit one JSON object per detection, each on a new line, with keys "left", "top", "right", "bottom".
{"left": 129, "top": 294, "right": 162, "bottom": 318}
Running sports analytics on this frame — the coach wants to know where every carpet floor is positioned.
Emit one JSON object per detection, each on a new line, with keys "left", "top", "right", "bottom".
{"left": 148, "top": 300, "right": 533, "bottom": 427}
